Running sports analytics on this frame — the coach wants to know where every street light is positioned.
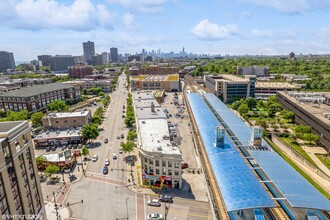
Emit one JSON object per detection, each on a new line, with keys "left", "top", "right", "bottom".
{"left": 126, "top": 197, "right": 129, "bottom": 220}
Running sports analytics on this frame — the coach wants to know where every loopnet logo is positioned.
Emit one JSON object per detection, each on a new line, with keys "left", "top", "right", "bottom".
{"left": 2, "top": 214, "right": 37, "bottom": 219}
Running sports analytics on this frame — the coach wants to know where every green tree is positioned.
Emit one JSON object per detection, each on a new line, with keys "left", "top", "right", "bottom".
{"left": 48, "top": 100, "right": 69, "bottom": 112}
{"left": 127, "top": 130, "right": 137, "bottom": 141}
{"left": 98, "top": 92, "right": 105, "bottom": 97}
{"left": 95, "top": 107, "right": 104, "bottom": 117}
{"left": 81, "top": 146, "right": 89, "bottom": 158}
{"left": 255, "top": 117, "right": 268, "bottom": 129}
{"left": 231, "top": 100, "right": 242, "bottom": 110}
{"left": 257, "top": 100, "right": 266, "bottom": 109}
{"left": 122, "top": 141, "right": 135, "bottom": 155}
{"left": 281, "top": 110, "right": 295, "bottom": 123}
{"left": 82, "top": 124, "right": 99, "bottom": 140}
{"left": 31, "top": 112, "right": 45, "bottom": 128}
{"left": 238, "top": 103, "right": 249, "bottom": 115}
{"left": 268, "top": 103, "right": 282, "bottom": 117}
{"left": 36, "top": 156, "right": 47, "bottom": 167}
{"left": 92, "top": 115, "right": 102, "bottom": 125}
{"left": 6, "top": 110, "right": 29, "bottom": 121}
{"left": 0, "top": 110, "right": 6, "bottom": 118}
{"left": 246, "top": 97, "right": 257, "bottom": 110}
{"left": 44, "top": 164, "right": 60, "bottom": 177}
{"left": 303, "top": 133, "right": 319, "bottom": 144}
{"left": 103, "top": 95, "right": 110, "bottom": 106}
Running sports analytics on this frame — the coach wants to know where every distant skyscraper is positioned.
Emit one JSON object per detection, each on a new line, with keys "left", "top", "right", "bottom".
{"left": 50, "top": 55, "right": 75, "bottom": 72}
{"left": 37, "top": 55, "right": 52, "bottom": 66}
{"left": 83, "top": 41, "right": 95, "bottom": 64}
{"left": 0, "top": 51, "right": 15, "bottom": 72}
{"left": 101, "top": 52, "right": 109, "bottom": 65}
{"left": 110, "top": 47, "right": 118, "bottom": 62}
{"left": 182, "top": 47, "right": 185, "bottom": 54}
{"left": 142, "top": 49, "right": 145, "bottom": 62}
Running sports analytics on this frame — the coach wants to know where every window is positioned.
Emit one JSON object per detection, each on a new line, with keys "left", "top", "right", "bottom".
{"left": 156, "top": 169, "right": 160, "bottom": 175}
{"left": 155, "top": 160, "right": 159, "bottom": 166}
{"left": 144, "top": 158, "right": 147, "bottom": 163}
{"left": 162, "top": 160, "right": 166, "bottom": 166}
{"left": 174, "top": 162, "right": 179, "bottom": 168}
{"left": 149, "top": 159, "right": 153, "bottom": 165}
{"left": 168, "top": 169, "right": 172, "bottom": 175}
{"left": 162, "top": 169, "right": 166, "bottom": 175}
{"left": 175, "top": 170, "right": 179, "bottom": 176}
{"left": 168, "top": 161, "right": 172, "bottom": 167}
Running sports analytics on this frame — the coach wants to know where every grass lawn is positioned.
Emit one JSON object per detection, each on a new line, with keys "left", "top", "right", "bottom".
{"left": 316, "top": 155, "right": 330, "bottom": 170}
{"left": 264, "top": 138, "right": 330, "bottom": 199}
{"left": 280, "top": 137, "right": 318, "bottom": 168}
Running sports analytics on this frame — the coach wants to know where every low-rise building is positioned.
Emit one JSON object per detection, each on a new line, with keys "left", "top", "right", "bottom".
{"left": 255, "top": 82, "right": 301, "bottom": 98}
{"left": 131, "top": 74, "right": 180, "bottom": 92}
{"left": 277, "top": 91, "right": 330, "bottom": 151}
{"left": 64, "top": 78, "right": 112, "bottom": 92}
{"left": 42, "top": 111, "right": 91, "bottom": 129}
{"left": 0, "top": 83, "right": 80, "bottom": 113}
{"left": 236, "top": 66, "right": 269, "bottom": 77}
{"left": 134, "top": 91, "right": 183, "bottom": 189}
{"left": 204, "top": 74, "right": 256, "bottom": 103}
{"left": 141, "top": 65, "right": 179, "bottom": 75}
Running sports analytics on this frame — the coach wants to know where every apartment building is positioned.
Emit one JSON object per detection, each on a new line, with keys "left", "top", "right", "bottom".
{"left": 0, "top": 121, "right": 46, "bottom": 219}
{"left": 0, "top": 51, "right": 15, "bottom": 72}
{"left": 37, "top": 55, "right": 52, "bottom": 67}
{"left": 133, "top": 92, "right": 183, "bottom": 189}
{"left": 141, "top": 65, "right": 179, "bottom": 75}
{"left": 110, "top": 47, "right": 118, "bottom": 62}
{"left": 68, "top": 64, "right": 93, "bottom": 79}
{"left": 50, "top": 55, "right": 75, "bottom": 72}
{"left": 204, "top": 74, "right": 256, "bottom": 103}
{"left": 0, "top": 83, "right": 80, "bottom": 113}
{"left": 131, "top": 74, "right": 180, "bottom": 92}
{"left": 42, "top": 111, "right": 91, "bottom": 129}
{"left": 277, "top": 91, "right": 330, "bottom": 151}
{"left": 64, "top": 78, "right": 112, "bottom": 92}
{"left": 255, "top": 82, "right": 301, "bottom": 98}
{"left": 83, "top": 41, "right": 95, "bottom": 64}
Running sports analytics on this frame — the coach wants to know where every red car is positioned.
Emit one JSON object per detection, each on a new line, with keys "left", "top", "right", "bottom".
{"left": 181, "top": 162, "right": 189, "bottom": 169}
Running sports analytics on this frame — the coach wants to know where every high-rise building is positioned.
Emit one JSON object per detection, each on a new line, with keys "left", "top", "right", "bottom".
{"left": 101, "top": 52, "right": 109, "bottom": 65}
{"left": 68, "top": 64, "right": 93, "bottom": 78}
{"left": 0, "top": 51, "right": 15, "bottom": 72}
{"left": 83, "top": 41, "right": 95, "bottom": 64}
{"left": 49, "top": 55, "right": 75, "bottom": 72}
{"left": 37, "top": 55, "right": 52, "bottom": 67}
{"left": 110, "top": 47, "right": 118, "bottom": 62}
{"left": 0, "top": 121, "right": 46, "bottom": 219}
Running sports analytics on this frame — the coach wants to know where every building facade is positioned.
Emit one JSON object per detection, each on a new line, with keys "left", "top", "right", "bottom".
{"left": 255, "top": 82, "right": 301, "bottom": 98}
{"left": 37, "top": 55, "right": 52, "bottom": 67}
{"left": 110, "top": 47, "right": 118, "bottom": 62}
{"left": 133, "top": 92, "right": 183, "bottom": 189}
{"left": 204, "top": 74, "right": 256, "bottom": 103}
{"left": 0, "top": 121, "right": 46, "bottom": 219}
{"left": 42, "top": 111, "right": 91, "bottom": 129}
{"left": 131, "top": 74, "right": 180, "bottom": 92}
{"left": 277, "top": 91, "right": 330, "bottom": 151}
{"left": 0, "top": 83, "right": 80, "bottom": 113}
{"left": 68, "top": 64, "right": 93, "bottom": 79}
{"left": 236, "top": 66, "right": 269, "bottom": 77}
{"left": 0, "top": 51, "right": 15, "bottom": 72}
{"left": 50, "top": 55, "right": 75, "bottom": 72}
{"left": 64, "top": 79, "right": 112, "bottom": 92}
{"left": 142, "top": 65, "right": 179, "bottom": 75}
{"left": 83, "top": 41, "right": 95, "bottom": 64}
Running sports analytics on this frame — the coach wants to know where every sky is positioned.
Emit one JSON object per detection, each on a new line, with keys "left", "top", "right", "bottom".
{"left": 1, "top": 0, "right": 330, "bottom": 61}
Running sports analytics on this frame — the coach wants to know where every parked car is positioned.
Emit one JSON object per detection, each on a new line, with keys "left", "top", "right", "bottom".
{"left": 61, "top": 146, "right": 66, "bottom": 151}
{"left": 68, "top": 145, "right": 73, "bottom": 149}
{"left": 105, "top": 159, "right": 110, "bottom": 166}
{"left": 51, "top": 146, "right": 56, "bottom": 151}
{"left": 119, "top": 148, "right": 123, "bottom": 154}
{"left": 45, "top": 146, "right": 51, "bottom": 152}
{"left": 103, "top": 166, "right": 108, "bottom": 174}
{"left": 147, "top": 199, "right": 161, "bottom": 207}
{"left": 92, "top": 155, "right": 98, "bottom": 162}
{"left": 181, "top": 162, "right": 189, "bottom": 169}
{"left": 78, "top": 144, "right": 83, "bottom": 149}
{"left": 73, "top": 144, "right": 78, "bottom": 149}
{"left": 147, "top": 213, "right": 164, "bottom": 220}
{"left": 104, "top": 138, "right": 108, "bottom": 143}
{"left": 159, "top": 195, "right": 173, "bottom": 203}
{"left": 112, "top": 153, "right": 117, "bottom": 159}
{"left": 120, "top": 134, "right": 124, "bottom": 139}
{"left": 117, "top": 136, "right": 120, "bottom": 139}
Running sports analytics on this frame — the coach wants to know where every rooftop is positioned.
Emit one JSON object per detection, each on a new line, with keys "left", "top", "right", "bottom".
{"left": 0, "top": 83, "right": 74, "bottom": 98}
{"left": 40, "top": 151, "right": 73, "bottom": 162}
{"left": 256, "top": 82, "right": 301, "bottom": 89}
{"left": 134, "top": 100, "right": 161, "bottom": 109}
{"left": 138, "top": 119, "right": 180, "bottom": 155}
{"left": 34, "top": 128, "right": 82, "bottom": 140}
{"left": 278, "top": 91, "right": 330, "bottom": 126}
{"left": 132, "top": 92, "right": 155, "bottom": 100}
{"left": 0, "top": 121, "right": 26, "bottom": 133}
{"left": 45, "top": 111, "right": 90, "bottom": 119}
{"left": 131, "top": 74, "right": 179, "bottom": 82}
{"left": 135, "top": 106, "right": 167, "bottom": 119}
{"left": 207, "top": 74, "right": 250, "bottom": 83}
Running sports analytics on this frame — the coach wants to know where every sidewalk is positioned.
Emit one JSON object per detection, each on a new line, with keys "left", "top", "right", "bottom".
{"left": 45, "top": 202, "right": 70, "bottom": 220}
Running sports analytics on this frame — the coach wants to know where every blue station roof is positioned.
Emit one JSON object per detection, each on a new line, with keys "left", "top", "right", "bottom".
{"left": 203, "top": 93, "right": 330, "bottom": 211}
{"left": 187, "top": 93, "right": 275, "bottom": 212}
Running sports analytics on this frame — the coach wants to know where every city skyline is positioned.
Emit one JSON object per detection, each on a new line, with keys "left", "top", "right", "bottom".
{"left": 1, "top": 0, "right": 330, "bottom": 61}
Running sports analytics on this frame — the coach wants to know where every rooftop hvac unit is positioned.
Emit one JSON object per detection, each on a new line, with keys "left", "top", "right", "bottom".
{"left": 157, "top": 146, "right": 163, "bottom": 151}
{"left": 322, "top": 113, "right": 330, "bottom": 118}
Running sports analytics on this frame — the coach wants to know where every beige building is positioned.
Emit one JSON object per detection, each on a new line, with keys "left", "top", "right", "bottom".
{"left": 42, "top": 111, "right": 91, "bottom": 129}
{"left": 131, "top": 74, "right": 180, "bottom": 92}
{"left": 64, "top": 79, "right": 112, "bottom": 92}
{"left": 133, "top": 92, "right": 183, "bottom": 189}
{"left": 0, "top": 121, "right": 46, "bottom": 219}
{"left": 255, "top": 82, "right": 301, "bottom": 98}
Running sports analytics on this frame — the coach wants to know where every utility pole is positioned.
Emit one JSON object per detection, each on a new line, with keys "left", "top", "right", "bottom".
{"left": 126, "top": 197, "right": 129, "bottom": 220}
{"left": 164, "top": 201, "right": 170, "bottom": 220}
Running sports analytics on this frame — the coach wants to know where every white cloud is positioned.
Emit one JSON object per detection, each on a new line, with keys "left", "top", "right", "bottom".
{"left": 242, "top": 0, "right": 309, "bottom": 13}
{"left": 191, "top": 19, "right": 237, "bottom": 40}
{"left": 0, "top": 0, "right": 116, "bottom": 31}
{"left": 108, "top": 0, "right": 176, "bottom": 13}
{"left": 122, "top": 13, "right": 137, "bottom": 29}
{"left": 251, "top": 29, "right": 272, "bottom": 38}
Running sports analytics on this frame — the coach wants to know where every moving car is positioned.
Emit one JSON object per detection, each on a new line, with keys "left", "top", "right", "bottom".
{"left": 117, "top": 136, "right": 120, "bottom": 139}
{"left": 104, "top": 138, "right": 108, "bottom": 143}
{"left": 92, "top": 155, "right": 98, "bottom": 162}
{"left": 159, "top": 195, "right": 173, "bottom": 203}
{"left": 147, "top": 199, "right": 161, "bottom": 207}
{"left": 105, "top": 159, "right": 110, "bottom": 166}
{"left": 147, "top": 213, "right": 164, "bottom": 220}
{"left": 120, "top": 134, "right": 124, "bottom": 139}
{"left": 119, "top": 148, "right": 123, "bottom": 154}
{"left": 103, "top": 166, "right": 108, "bottom": 174}
{"left": 112, "top": 153, "right": 117, "bottom": 159}
{"left": 181, "top": 162, "right": 189, "bottom": 169}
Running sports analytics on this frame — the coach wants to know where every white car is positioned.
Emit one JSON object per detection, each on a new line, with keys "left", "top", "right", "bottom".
{"left": 112, "top": 153, "right": 117, "bottom": 159}
{"left": 92, "top": 155, "right": 98, "bottom": 162}
{"left": 147, "top": 213, "right": 164, "bottom": 220}
{"left": 105, "top": 158, "right": 110, "bottom": 166}
{"left": 147, "top": 199, "right": 161, "bottom": 207}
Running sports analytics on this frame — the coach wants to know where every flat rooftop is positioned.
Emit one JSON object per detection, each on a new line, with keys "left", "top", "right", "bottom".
{"left": 40, "top": 151, "right": 73, "bottom": 162}
{"left": 132, "top": 92, "right": 155, "bottom": 100}
{"left": 138, "top": 119, "right": 180, "bottom": 155}
{"left": 131, "top": 74, "right": 179, "bottom": 82}
{"left": 34, "top": 128, "right": 82, "bottom": 140}
{"left": 134, "top": 100, "right": 161, "bottom": 109}
{"left": 0, "top": 121, "right": 26, "bottom": 133}
{"left": 135, "top": 106, "right": 167, "bottom": 119}
{"left": 0, "top": 83, "right": 74, "bottom": 97}
{"left": 45, "top": 111, "right": 90, "bottom": 119}
{"left": 256, "top": 82, "right": 301, "bottom": 89}
{"left": 207, "top": 74, "right": 249, "bottom": 83}
{"left": 278, "top": 91, "right": 330, "bottom": 126}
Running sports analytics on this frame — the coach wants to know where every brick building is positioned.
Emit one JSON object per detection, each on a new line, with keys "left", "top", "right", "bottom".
{"left": 0, "top": 83, "right": 80, "bottom": 113}
{"left": 68, "top": 64, "right": 93, "bottom": 78}
{"left": 42, "top": 111, "right": 91, "bottom": 129}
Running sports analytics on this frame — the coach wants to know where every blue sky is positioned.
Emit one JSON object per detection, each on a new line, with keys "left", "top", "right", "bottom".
{"left": 1, "top": 0, "right": 330, "bottom": 61}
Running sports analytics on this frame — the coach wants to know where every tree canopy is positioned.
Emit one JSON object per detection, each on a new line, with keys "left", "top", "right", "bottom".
{"left": 6, "top": 110, "right": 29, "bottom": 121}
{"left": 47, "top": 100, "right": 69, "bottom": 112}
{"left": 44, "top": 164, "right": 60, "bottom": 176}
{"left": 82, "top": 124, "right": 99, "bottom": 140}
{"left": 31, "top": 112, "right": 45, "bottom": 128}
{"left": 122, "top": 141, "right": 135, "bottom": 155}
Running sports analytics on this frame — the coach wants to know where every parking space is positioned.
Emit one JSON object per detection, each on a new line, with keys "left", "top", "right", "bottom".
{"left": 145, "top": 195, "right": 213, "bottom": 220}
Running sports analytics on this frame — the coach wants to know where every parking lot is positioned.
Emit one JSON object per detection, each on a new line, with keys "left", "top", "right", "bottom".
{"left": 145, "top": 194, "right": 213, "bottom": 220}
